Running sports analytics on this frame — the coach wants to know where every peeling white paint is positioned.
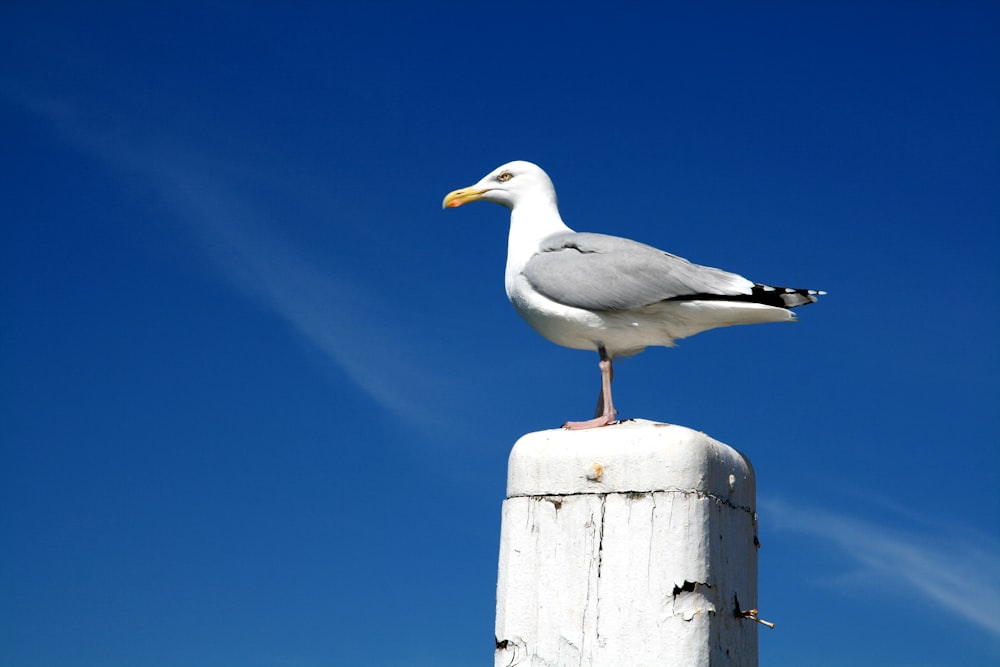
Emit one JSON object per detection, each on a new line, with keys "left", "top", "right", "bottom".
{"left": 495, "top": 421, "right": 758, "bottom": 667}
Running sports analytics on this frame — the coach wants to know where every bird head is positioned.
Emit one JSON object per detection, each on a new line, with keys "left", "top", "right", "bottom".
{"left": 442, "top": 161, "right": 557, "bottom": 211}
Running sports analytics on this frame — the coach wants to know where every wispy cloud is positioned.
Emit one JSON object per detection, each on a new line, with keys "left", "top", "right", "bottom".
{"left": 155, "top": 163, "right": 447, "bottom": 432}
{"left": 2, "top": 82, "right": 459, "bottom": 435}
{"left": 761, "top": 496, "right": 1000, "bottom": 636}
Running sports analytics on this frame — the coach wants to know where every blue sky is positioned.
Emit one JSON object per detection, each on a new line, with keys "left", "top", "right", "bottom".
{"left": 1, "top": 2, "right": 998, "bottom": 665}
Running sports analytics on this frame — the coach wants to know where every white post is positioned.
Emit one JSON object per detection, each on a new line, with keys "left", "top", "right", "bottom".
{"left": 495, "top": 420, "right": 759, "bottom": 667}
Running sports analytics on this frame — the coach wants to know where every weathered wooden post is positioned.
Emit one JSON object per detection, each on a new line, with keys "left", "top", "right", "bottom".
{"left": 495, "top": 419, "right": 760, "bottom": 667}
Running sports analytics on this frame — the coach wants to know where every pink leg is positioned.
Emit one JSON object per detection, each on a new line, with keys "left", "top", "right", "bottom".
{"left": 563, "top": 352, "right": 617, "bottom": 430}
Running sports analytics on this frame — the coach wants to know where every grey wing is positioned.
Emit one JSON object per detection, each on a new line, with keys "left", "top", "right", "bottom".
{"left": 523, "top": 232, "right": 754, "bottom": 311}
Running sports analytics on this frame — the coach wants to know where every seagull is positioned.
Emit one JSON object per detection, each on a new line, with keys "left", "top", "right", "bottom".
{"left": 443, "top": 160, "right": 822, "bottom": 430}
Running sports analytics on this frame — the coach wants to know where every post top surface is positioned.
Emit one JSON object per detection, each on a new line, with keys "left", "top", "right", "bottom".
{"left": 506, "top": 419, "right": 755, "bottom": 505}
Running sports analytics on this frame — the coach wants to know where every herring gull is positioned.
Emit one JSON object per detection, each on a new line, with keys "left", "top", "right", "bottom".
{"left": 443, "top": 160, "right": 822, "bottom": 430}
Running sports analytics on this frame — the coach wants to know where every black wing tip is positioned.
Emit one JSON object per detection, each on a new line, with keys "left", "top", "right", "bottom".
{"left": 666, "top": 285, "right": 824, "bottom": 309}
{"left": 752, "top": 284, "right": 825, "bottom": 308}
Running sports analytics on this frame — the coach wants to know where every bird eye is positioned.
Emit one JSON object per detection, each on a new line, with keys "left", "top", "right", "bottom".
{"left": 497, "top": 171, "right": 513, "bottom": 182}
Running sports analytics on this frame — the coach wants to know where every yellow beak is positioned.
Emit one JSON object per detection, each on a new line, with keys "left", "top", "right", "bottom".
{"left": 442, "top": 187, "right": 487, "bottom": 209}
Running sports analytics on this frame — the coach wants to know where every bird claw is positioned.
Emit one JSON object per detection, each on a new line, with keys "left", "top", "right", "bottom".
{"left": 562, "top": 414, "right": 617, "bottom": 430}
